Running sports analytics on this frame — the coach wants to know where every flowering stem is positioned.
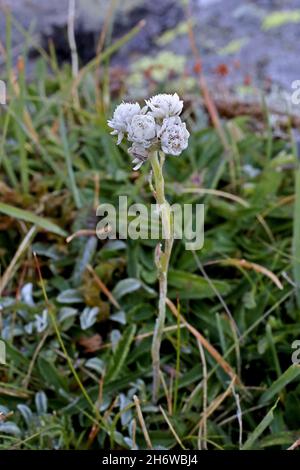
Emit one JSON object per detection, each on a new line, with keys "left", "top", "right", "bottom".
{"left": 149, "top": 150, "right": 174, "bottom": 402}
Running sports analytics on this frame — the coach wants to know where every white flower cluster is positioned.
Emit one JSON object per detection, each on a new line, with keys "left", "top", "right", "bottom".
{"left": 108, "top": 93, "right": 189, "bottom": 170}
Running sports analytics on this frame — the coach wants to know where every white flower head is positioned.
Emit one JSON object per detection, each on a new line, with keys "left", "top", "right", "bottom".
{"left": 107, "top": 102, "right": 141, "bottom": 144}
{"left": 127, "top": 114, "right": 157, "bottom": 148}
{"left": 108, "top": 94, "right": 189, "bottom": 167}
{"left": 145, "top": 93, "right": 183, "bottom": 119}
{"left": 158, "top": 116, "right": 190, "bottom": 156}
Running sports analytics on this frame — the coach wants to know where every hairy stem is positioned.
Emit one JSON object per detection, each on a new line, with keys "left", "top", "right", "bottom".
{"left": 150, "top": 151, "right": 174, "bottom": 402}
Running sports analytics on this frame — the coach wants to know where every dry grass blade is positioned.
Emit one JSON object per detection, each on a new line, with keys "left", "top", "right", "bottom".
{"left": 159, "top": 405, "right": 186, "bottom": 450}
{"left": 205, "top": 258, "right": 283, "bottom": 290}
{"left": 0, "top": 386, "right": 30, "bottom": 398}
{"left": 66, "top": 229, "right": 98, "bottom": 243}
{"left": 133, "top": 395, "right": 153, "bottom": 450}
{"left": 287, "top": 438, "right": 300, "bottom": 450}
{"left": 0, "top": 411, "right": 14, "bottom": 422}
{"left": 86, "top": 264, "right": 121, "bottom": 309}
{"left": 181, "top": 187, "right": 252, "bottom": 206}
{"left": 22, "top": 331, "right": 48, "bottom": 389}
{"left": 181, "top": 187, "right": 275, "bottom": 243}
{"left": 166, "top": 298, "right": 241, "bottom": 385}
{"left": 66, "top": 225, "right": 112, "bottom": 243}
{"left": 9, "top": 66, "right": 39, "bottom": 145}
{"left": 98, "top": 324, "right": 186, "bottom": 350}
{"left": 0, "top": 225, "right": 36, "bottom": 295}
{"left": 192, "top": 377, "right": 236, "bottom": 435}
{"left": 197, "top": 340, "right": 208, "bottom": 450}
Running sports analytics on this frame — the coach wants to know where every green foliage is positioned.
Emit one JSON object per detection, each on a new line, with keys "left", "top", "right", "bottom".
{"left": 262, "top": 10, "right": 300, "bottom": 30}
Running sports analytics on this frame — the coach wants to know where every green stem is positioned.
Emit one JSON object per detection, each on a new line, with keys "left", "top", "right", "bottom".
{"left": 150, "top": 151, "right": 174, "bottom": 402}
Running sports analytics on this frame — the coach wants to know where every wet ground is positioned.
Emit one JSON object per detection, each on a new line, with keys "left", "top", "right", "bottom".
{"left": 0, "top": 0, "right": 299, "bottom": 92}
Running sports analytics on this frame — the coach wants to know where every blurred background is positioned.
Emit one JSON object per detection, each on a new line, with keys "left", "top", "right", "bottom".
{"left": 0, "top": 0, "right": 299, "bottom": 97}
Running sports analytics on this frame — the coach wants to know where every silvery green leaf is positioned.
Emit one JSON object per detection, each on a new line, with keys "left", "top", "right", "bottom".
{"left": 58, "top": 388, "right": 73, "bottom": 401}
{"left": 14, "top": 327, "right": 24, "bottom": 336}
{"left": 85, "top": 357, "right": 105, "bottom": 375}
{"left": 112, "top": 278, "right": 142, "bottom": 300}
{"left": 119, "top": 393, "right": 132, "bottom": 426}
{"left": 112, "top": 430, "right": 127, "bottom": 447}
{"left": 101, "top": 240, "right": 126, "bottom": 252}
{"left": 0, "top": 297, "right": 15, "bottom": 308}
{"left": 58, "top": 307, "right": 78, "bottom": 323}
{"left": 0, "top": 422, "right": 21, "bottom": 436}
{"left": 17, "top": 309, "right": 29, "bottom": 321}
{"left": 0, "top": 405, "right": 9, "bottom": 415}
{"left": 182, "top": 344, "right": 192, "bottom": 354}
{"left": 80, "top": 307, "right": 99, "bottom": 330}
{"left": 32, "top": 242, "right": 62, "bottom": 260}
{"left": 21, "top": 283, "right": 35, "bottom": 306}
{"left": 110, "top": 310, "right": 126, "bottom": 325}
{"left": 24, "top": 322, "right": 34, "bottom": 335}
{"left": 110, "top": 329, "right": 122, "bottom": 352}
{"left": 258, "top": 338, "right": 267, "bottom": 355}
{"left": 2, "top": 325, "right": 23, "bottom": 339}
{"left": 17, "top": 404, "right": 33, "bottom": 427}
{"left": 140, "top": 282, "right": 156, "bottom": 297}
{"left": 35, "top": 391, "right": 48, "bottom": 415}
{"left": 35, "top": 310, "right": 48, "bottom": 333}
{"left": 72, "top": 236, "right": 98, "bottom": 286}
{"left": 243, "top": 164, "right": 261, "bottom": 178}
{"left": 141, "top": 405, "right": 158, "bottom": 413}
{"left": 128, "top": 419, "right": 136, "bottom": 440}
{"left": 56, "top": 289, "right": 83, "bottom": 304}
{"left": 128, "top": 379, "right": 146, "bottom": 397}
{"left": 99, "top": 397, "right": 111, "bottom": 412}
{"left": 124, "top": 437, "right": 137, "bottom": 449}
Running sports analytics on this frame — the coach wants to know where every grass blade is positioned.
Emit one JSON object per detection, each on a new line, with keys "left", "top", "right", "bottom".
{"left": 259, "top": 364, "right": 300, "bottom": 404}
{"left": 242, "top": 400, "right": 278, "bottom": 450}
{"left": 0, "top": 202, "right": 67, "bottom": 237}
{"left": 59, "top": 114, "right": 82, "bottom": 209}
{"left": 293, "top": 162, "right": 300, "bottom": 305}
{"left": 106, "top": 324, "right": 137, "bottom": 382}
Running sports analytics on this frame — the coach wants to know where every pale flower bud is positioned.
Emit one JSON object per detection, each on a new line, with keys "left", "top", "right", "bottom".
{"left": 127, "top": 114, "right": 157, "bottom": 148}
{"left": 145, "top": 93, "right": 183, "bottom": 119}
{"left": 158, "top": 116, "right": 190, "bottom": 156}
{"left": 128, "top": 143, "right": 149, "bottom": 170}
{"left": 107, "top": 102, "right": 141, "bottom": 144}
